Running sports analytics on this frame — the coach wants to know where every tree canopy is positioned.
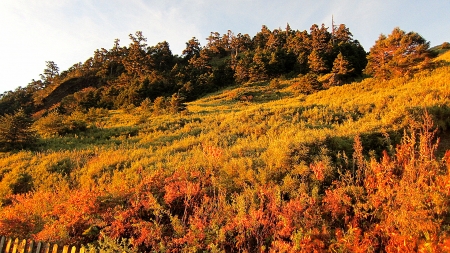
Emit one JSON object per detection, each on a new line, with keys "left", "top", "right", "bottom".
{"left": 366, "top": 27, "right": 430, "bottom": 79}
{"left": 0, "top": 23, "right": 373, "bottom": 118}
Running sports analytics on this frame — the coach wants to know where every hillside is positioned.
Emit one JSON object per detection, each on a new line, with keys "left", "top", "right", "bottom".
{"left": 0, "top": 22, "right": 449, "bottom": 251}
{"left": 0, "top": 49, "right": 449, "bottom": 251}
{"left": 0, "top": 23, "right": 368, "bottom": 116}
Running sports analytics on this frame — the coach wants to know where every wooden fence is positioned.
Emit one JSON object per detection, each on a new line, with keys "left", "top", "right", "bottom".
{"left": 0, "top": 237, "right": 86, "bottom": 253}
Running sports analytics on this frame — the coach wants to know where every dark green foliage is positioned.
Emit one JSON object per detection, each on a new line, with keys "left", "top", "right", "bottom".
{"left": 0, "top": 86, "right": 35, "bottom": 115}
{"left": 0, "top": 23, "right": 370, "bottom": 116}
{"left": 12, "top": 172, "right": 33, "bottom": 195}
{"left": 0, "top": 109, "right": 37, "bottom": 151}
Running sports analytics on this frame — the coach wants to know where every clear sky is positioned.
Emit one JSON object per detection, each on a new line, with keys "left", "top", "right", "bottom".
{"left": 1, "top": 0, "right": 449, "bottom": 94}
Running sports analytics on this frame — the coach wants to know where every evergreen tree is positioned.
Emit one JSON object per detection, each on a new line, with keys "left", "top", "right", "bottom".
{"left": 39, "top": 61, "right": 59, "bottom": 86}
{"left": 249, "top": 49, "right": 268, "bottom": 81}
{"left": 333, "top": 24, "right": 353, "bottom": 44}
{"left": 366, "top": 27, "right": 430, "bottom": 79}
{"left": 122, "top": 31, "right": 150, "bottom": 78}
{"left": 253, "top": 25, "right": 271, "bottom": 49}
{"left": 310, "top": 24, "right": 332, "bottom": 54}
{"left": 332, "top": 52, "right": 353, "bottom": 76}
{"left": 285, "top": 30, "right": 311, "bottom": 74}
{"left": 308, "top": 50, "right": 328, "bottom": 74}
{"left": 148, "top": 41, "right": 174, "bottom": 72}
{"left": 0, "top": 109, "right": 37, "bottom": 151}
{"left": 182, "top": 37, "right": 202, "bottom": 61}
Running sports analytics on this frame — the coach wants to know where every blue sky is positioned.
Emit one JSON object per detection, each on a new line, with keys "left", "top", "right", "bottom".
{"left": 1, "top": 0, "right": 449, "bottom": 94}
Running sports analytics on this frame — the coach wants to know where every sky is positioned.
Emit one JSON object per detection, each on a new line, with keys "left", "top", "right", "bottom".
{"left": 0, "top": 0, "right": 449, "bottom": 94}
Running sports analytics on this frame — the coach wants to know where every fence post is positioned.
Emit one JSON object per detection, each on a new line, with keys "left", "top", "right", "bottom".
{"left": 12, "top": 238, "right": 19, "bottom": 253}
{"left": 35, "top": 242, "right": 42, "bottom": 253}
{"left": 42, "top": 242, "right": 50, "bottom": 253}
{"left": 51, "top": 244, "right": 58, "bottom": 253}
{"left": 5, "top": 238, "right": 13, "bottom": 253}
{"left": 26, "top": 240, "right": 34, "bottom": 253}
{"left": 0, "top": 236, "right": 5, "bottom": 253}
{"left": 0, "top": 238, "right": 86, "bottom": 253}
{"left": 17, "top": 239, "right": 26, "bottom": 253}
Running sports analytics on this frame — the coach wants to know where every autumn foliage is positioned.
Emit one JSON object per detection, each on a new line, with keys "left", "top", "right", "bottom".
{"left": 0, "top": 112, "right": 448, "bottom": 252}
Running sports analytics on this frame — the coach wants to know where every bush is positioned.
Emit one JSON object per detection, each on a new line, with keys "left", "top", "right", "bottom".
{"left": 33, "top": 110, "right": 88, "bottom": 137}
{"left": 290, "top": 74, "right": 321, "bottom": 95}
{"left": 33, "top": 111, "right": 65, "bottom": 137}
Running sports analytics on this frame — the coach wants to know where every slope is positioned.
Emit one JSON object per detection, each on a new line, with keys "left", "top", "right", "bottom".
{"left": 0, "top": 52, "right": 449, "bottom": 251}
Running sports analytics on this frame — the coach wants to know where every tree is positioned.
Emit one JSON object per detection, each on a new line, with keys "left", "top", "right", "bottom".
{"left": 122, "top": 31, "right": 150, "bottom": 78}
{"left": 206, "top": 32, "right": 225, "bottom": 55}
{"left": 285, "top": 30, "right": 311, "bottom": 74}
{"left": 169, "top": 93, "right": 186, "bottom": 114}
{"left": 332, "top": 52, "right": 353, "bottom": 76}
{"left": 253, "top": 25, "right": 271, "bottom": 49}
{"left": 248, "top": 49, "right": 268, "bottom": 81}
{"left": 148, "top": 41, "right": 174, "bottom": 72}
{"left": 333, "top": 24, "right": 353, "bottom": 44}
{"left": 153, "top": 96, "right": 166, "bottom": 115}
{"left": 0, "top": 109, "right": 36, "bottom": 151}
{"left": 308, "top": 50, "right": 328, "bottom": 74}
{"left": 310, "top": 24, "right": 332, "bottom": 54}
{"left": 39, "top": 61, "right": 59, "bottom": 86}
{"left": 366, "top": 27, "right": 430, "bottom": 79}
{"left": 182, "top": 37, "right": 201, "bottom": 60}
{"left": 230, "top": 33, "right": 252, "bottom": 59}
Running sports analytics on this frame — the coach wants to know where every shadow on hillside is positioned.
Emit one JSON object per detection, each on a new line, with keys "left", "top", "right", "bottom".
{"left": 325, "top": 104, "right": 450, "bottom": 163}
{"left": 325, "top": 131, "right": 403, "bottom": 165}
{"left": 37, "top": 126, "right": 139, "bottom": 151}
{"left": 411, "top": 105, "right": 450, "bottom": 156}
{"left": 39, "top": 76, "right": 100, "bottom": 111}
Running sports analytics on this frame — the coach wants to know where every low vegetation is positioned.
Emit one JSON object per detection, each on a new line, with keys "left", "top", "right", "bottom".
{"left": 0, "top": 23, "right": 449, "bottom": 252}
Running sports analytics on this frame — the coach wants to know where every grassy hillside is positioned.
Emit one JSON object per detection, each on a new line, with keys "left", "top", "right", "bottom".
{"left": 0, "top": 51, "right": 449, "bottom": 251}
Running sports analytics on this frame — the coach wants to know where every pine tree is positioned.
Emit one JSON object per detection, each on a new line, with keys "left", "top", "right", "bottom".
{"left": 366, "top": 27, "right": 430, "bottom": 79}
{"left": 332, "top": 52, "right": 353, "bottom": 76}
{"left": 0, "top": 109, "right": 37, "bottom": 151}
{"left": 308, "top": 50, "right": 328, "bottom": 74}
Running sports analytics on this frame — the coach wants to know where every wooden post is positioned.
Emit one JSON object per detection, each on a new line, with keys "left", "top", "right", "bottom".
{"left": 0, "top": 236, "right": 5, "bottom": 253}
{"left": 18, "top": 239, "right": 26, "bottom": 253}
{"left": 25, "top": 240, "right": 34, "bottom": 253}
{"left": 35, "top": 242, "right": 42, "bottom": 253}
{"left": 5, "top": 238, "right": 13, "bottom": 253}
{"left": 0, "top": 237, "right": 89, "bottom": 253}
{"left": 51, "top": 244, "right": 58, "bottom": 253}
{"left": 42, "top": 243, "right": 50, "bottom": 253}
{"left": 12, "top": 238, "right": 19, "bottom": 253}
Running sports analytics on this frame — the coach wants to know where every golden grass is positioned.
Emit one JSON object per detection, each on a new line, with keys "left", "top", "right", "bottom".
{"left": 0, "top": 63, "right": 449, "bottom": 203}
